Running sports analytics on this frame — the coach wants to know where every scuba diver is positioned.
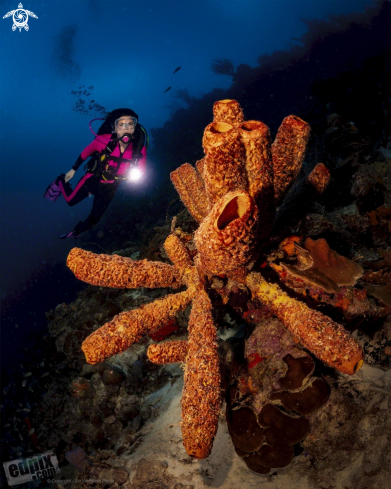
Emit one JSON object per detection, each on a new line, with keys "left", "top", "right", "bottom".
{"left": 44, "top": 108, "right": 148, "bottom": 239}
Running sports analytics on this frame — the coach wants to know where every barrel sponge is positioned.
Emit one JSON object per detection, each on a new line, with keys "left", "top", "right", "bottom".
{"left": 246, "top": 272, "right": 364, "bottom": 375}
{"left": 181, "top": 290, "right": 221, "bottom": 459}
{"left": 194, "top": 190, "right": 258, "bottom": 276}
{"left": 81, "top": 289, "right": 195, "bottom": 364}
{"left": 272, "top": 115, "right": 311, "bottom": 205}
{"left": 67, "top": 248, "right": 181, "bottom": 289}
{"left": 239, "top": 120, "right": 275, "bottom": 240}
{"left": 147, "top": 340, "right": 189, "bottom": 364}
{"left": 202, "top": 122, "right": 248, "bottom": 206}
{"left": 170, "top": 163, "right": 209, "bottom": 223}
{"left": 213, "top": 99, "right": 244, "bottom": 126}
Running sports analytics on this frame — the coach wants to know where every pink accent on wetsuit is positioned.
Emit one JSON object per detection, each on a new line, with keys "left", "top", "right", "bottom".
{"left": 58, "top": 133, "right": 147, "bottom": 202}
{"left": 59, "top": 172, "right": 95, "bottom": 202}
{"left": 81, "top": 133, "right": 147, "bottom": 182}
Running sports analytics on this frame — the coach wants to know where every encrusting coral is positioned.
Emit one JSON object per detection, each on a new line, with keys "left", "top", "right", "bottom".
{"left": 67, "top": 99, "right": 364, "bottom": 464}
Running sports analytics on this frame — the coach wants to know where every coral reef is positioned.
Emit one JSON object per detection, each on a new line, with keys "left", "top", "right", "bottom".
{"left": 67, "top": 99, "right": 364, "bottom": 465}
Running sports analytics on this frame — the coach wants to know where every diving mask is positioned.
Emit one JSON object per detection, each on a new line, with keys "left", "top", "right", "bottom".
{"left": 115, "top": 117, "right": 138, "bottom": 130}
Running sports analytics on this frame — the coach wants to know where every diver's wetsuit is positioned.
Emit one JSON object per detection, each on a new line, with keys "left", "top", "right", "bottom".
{"left": 58, "top": 134, "right": 147, "bottom": 236}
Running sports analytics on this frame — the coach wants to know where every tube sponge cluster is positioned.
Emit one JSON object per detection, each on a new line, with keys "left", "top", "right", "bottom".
{"left": 171, "top": 100, "right": 312, "bottom": 259}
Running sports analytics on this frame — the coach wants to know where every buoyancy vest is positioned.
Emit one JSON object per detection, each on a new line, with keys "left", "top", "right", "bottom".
{"left": 84, "top": 125, "right": 148, "bottom": 182}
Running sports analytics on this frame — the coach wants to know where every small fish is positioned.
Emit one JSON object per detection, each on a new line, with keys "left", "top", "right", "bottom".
{"left": 40, "top": 361, "right": 45, "bottom": 367}
{"left": 19, "top": 433, "right": 23, "bottom": 441}
{"left": 173, "top": 66, "right": 181, "bottom": 74}
{"left": 24, "top": 372, "right": 32, "bottom": 378}
{"left": 29, "top": 428, "right": 35, "bottom": 435}
{"left": 164, "top": 86, "right": 172, "bottom": 93}
{"left": 4, "top": 423, "right": 10, "bottom": 428}
{"left": 21, "top": 380, "right": 27, "bottom": 387}
{"left": 41, "top": 372, "right": 49, "bottom": 377}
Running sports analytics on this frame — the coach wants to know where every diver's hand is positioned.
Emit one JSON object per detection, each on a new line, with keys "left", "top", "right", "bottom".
{"left": 65, "top": 169, "right": 75, "bottom": 182}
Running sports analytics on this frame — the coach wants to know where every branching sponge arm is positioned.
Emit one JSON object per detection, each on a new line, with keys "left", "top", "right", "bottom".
{"left": 181, "top": 290, "right": 221, "bottom": 459}
{"left": 170, "top": 163, "right": 209, "bottom": 223}
{"left": 147, "top": 340, "right": 189, "bottom": 364}
{"left": 67, "top": 248, "right": 182, "bottom": 289}
{"left": 246, "top": 272, "right": 364, "bottom": 375}
{"left": 81, "top": 289, "right": 195, "bottom": 364}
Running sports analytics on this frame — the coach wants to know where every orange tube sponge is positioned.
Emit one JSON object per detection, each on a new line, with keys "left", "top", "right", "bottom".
{"left": 195, "top": 158, "right": 205, "bottom": 179}
{"left": 239, "top": 120, "right": 275, "bottom": 242}
{"left": 307, "top": 163, "right": 330, "bottom": 194}
{"left": 181, "top": 290, "right": 221, "bottom": 459}
{"left": 67, "top": 248, "right": 181, "bottom": 289}
{"left": 202, "top": 122, "right": 248, "bottom": 206}
{"left": 195, "top": 190, "right": 258, "bottom": 276}
{"left": 163, "top": 234, "right": 202, "bottom": 288}
{"left": 170, "top": 163, "right": 209, "bottom": 223}
{"left": 164, "top": 234, "right": 193, "bottom": 272}
{"left": 246, "top": 272, "right": 364, "bottom": 375}
{"left": 81, "top": 289, "right": 195, "bottom": 364}
{"left": 272, "top": 115, "right": 311, "bottom": 205}
{"left": 213, "top": 99, "right": 244, "bottom": 126}
{"left": 147, "top": 340, "right": 189, "bottom": 364}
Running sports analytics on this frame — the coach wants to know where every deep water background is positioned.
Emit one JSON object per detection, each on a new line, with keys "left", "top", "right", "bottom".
{"left": 0, "top": 0, "right": 389, "bottom": 373}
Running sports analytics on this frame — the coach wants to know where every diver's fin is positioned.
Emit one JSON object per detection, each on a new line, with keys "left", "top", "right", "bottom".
{"left": 59, "top": 230, "right": 79, "bottom": 239}
{"left": 44, "top": 175, "right": 64, "bottom": 201}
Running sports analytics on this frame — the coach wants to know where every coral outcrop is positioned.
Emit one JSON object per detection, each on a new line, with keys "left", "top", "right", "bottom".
{"left": 67, "top": 99, "right": 364, "bottom": 465}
